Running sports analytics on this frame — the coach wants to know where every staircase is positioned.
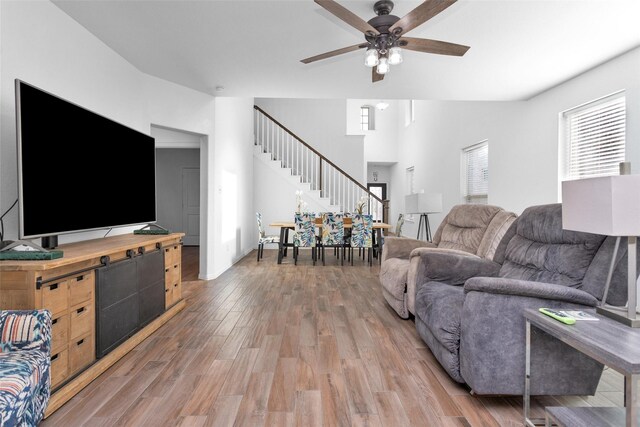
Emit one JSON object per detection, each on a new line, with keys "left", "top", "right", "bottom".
{"left": 253, "top": 105, "right": 388, "bottom": 221}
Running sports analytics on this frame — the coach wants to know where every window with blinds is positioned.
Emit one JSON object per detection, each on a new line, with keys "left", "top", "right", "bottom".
{"left": 563, "top": 93, "right": 626, "bottom": 180}
{"left": 406, "top": 166, "right": 415, "bottom": 220}
{"left": 463, "top": 141, "right": 488, "bottom": 204}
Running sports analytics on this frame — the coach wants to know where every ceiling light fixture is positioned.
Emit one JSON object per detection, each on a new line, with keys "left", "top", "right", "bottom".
{"left": 364, "top": 48, "right": 380, "bottom": 67}
{"left": 388, "top": 47, "right": 403, "bottom": 65}
{"left": 376, "top": 57, "right": 390, "bottom": 75}
{"left": 376, "top": 102, "right": 389, "bottom": 111}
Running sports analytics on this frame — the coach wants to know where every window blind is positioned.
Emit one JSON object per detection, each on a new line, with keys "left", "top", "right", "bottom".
{"left": 565, "top": 95, "right": 625, "bottom": 180}
{"left": 406, "top": 166, "right": 415, "bottom": 195}
{"left": 464, "top": 142, "right": 488, "bottom": 203}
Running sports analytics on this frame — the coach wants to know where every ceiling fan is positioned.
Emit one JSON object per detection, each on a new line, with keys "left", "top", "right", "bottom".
{"left": 301, "top": 0, "right": 470, "bottom": 83}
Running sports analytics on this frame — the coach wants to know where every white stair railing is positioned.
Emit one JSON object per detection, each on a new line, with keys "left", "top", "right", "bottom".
{"left": 254, "top": 105, "right": 387, "bottom": 221}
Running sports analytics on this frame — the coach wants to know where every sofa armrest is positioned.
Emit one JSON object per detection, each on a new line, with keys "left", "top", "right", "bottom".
{"left": 464, "top": 277, "right": 599, "bottom": 307}
{"left": 382, "top": 236, "right": 435, "bottom": 262}
{"left": 412, "top": 251, "right": 501, "bottom": 287}
{"left": 0, "top": 310, "right": 52, "bottom": 353}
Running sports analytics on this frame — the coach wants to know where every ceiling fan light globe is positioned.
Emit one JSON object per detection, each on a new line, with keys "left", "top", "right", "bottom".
{"left": 364, "top": 49, "right": 380, "bottom": 67}
{"left": 388, "top": 47, "right": 403, "bottom": 65}
{"left": 376, "top": 57, "right": 390, "bottom": 74}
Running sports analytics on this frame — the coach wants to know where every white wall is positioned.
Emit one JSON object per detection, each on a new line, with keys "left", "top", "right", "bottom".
{"left": 367, "top": 164, "right": 392, "bottom": 185}
{"left": 255, "top": 98, "right": 365, "bottom": 182}
{"left": 346, "top": 99, "right": 400, "bottom": 164}
{"left": 211, "top": 97, "right": 255, "bottom": 279}
{"left": 253, "top": 157, "right": 331, "bottom": 246}
{"left": 391, "top": 47, "right": 640, "bottom": 238}
{"left": 0, "top": 0, "right": 254, "bottom": 280}
{"left": 391, "top": 101, "right": 526, "bottom": 237}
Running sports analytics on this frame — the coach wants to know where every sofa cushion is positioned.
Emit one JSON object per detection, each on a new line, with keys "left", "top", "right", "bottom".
{"left": 476, "top": 210, "right": 517, "bottom": 260}
{"left": 433, "top": 205, "right": 502, "bottom": 254}
{"left": 414, "top": 281, "right": 465, "bottom": 354}
{"left": 499, "top": 204, "right": 606, "bottom": 288}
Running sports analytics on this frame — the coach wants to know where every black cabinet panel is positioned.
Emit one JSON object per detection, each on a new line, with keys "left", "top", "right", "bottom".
{"left": 137, "top": 250, "right": 164, "bottom": 287}
{"left": 96, "top": 293, "right": 139, "bottom": 358}
{"left": 95, "top": 249, "right": 167, "bottom": 358}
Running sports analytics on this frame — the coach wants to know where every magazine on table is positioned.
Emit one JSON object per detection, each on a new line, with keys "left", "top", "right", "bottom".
{"left": 561, "top": 310, "right": 599, "bottom": 321}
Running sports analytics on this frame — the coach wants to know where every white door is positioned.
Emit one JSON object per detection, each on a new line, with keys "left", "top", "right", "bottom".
{"left": 182, "top": 168, "right": 200, "bottom": 246}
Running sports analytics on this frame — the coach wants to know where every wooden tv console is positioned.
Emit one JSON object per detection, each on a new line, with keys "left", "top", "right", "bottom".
{"left": 0, "top": 233, "right": 186, "bottom": 416}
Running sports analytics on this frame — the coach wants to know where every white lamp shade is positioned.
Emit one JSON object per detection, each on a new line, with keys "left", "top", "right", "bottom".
{"left": 562, "top": 175, "right": 640, "bottom": 236}
{"left": 405, "top": 193, "right": 443, "bottom": 214}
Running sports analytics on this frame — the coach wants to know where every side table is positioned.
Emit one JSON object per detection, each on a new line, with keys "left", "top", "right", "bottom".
{"left": 524, "top": 308, "right": 640, "bottom": 427}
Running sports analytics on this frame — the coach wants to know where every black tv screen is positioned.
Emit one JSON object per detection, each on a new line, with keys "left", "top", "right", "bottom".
{"left": 16, "top": 80, "right": 156, "bottom": 239}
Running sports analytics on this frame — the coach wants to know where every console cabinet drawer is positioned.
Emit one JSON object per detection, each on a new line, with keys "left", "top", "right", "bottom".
{"left": 69, "top": 303, "right": 94, "bottom": 341}
{"left": 164, "top": 245, "right": 181, "bottom": 267}
{"left": 69, "top": 333, "right": 94, "bottom": 374}
{"left": 69, "top": 272, "right": 95, "bottom": 307}
{"left": 42, "top": 281, "right": 69, "bottom": 315}
{"left": 51, "top": 313, "right": 69, "bottom": 354}
{"left": 50, "top": 349, "right": 69, "bottom": 388}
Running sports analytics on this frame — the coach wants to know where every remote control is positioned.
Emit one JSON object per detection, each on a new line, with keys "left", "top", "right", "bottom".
{"left": 539, "top": 308, "right": 576, "bottom": 325}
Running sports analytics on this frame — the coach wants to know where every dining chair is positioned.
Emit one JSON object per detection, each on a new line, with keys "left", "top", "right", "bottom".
{"left": 294, "top": 212, "right": 316, "bottom": 265}
{"left": 321, "top": 213, "right": 345, "bottom": 265}
{"left": 350, "top": 214, "right": 373, "bottom": 266}
{"left": 256, "top": 212, "right": 280, "bottom": 262}
{"left": 395, "top": 213, "right": 405, "bottom": 237}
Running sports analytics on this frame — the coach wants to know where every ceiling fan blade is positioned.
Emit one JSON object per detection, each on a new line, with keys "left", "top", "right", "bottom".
{"left": 301, "top": 43, "right": 368, "bottom": 64}
{"left": 389, "top": 0, "right": 457, "bottom": 36}
{"left": 315, "top": 0, "right": 379, "bottom": 36}
{"left": 372, "top": 68, "right": 385, "bottom": 83}
{"left": 401, "top": 37, "right": 469, "bottom": 56}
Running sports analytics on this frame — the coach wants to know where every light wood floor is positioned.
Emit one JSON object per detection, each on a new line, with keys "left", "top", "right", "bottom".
{"left": 41, "top": 248, "right": 623, "bottom": 426}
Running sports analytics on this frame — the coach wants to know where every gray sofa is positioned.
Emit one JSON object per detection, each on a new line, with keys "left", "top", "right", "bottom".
{"left": 380, "top": 204, "right": 516, "bottom": 318}
{"left": 413, "top": 203, "right": 635, "bottom": 395}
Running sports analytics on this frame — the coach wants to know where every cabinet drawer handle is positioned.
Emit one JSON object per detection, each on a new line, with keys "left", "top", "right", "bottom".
{"left": 165, "top": 248, "right": 169, "bottom": 253}
{"left": 77, "top": 339, "right": 84, "bottom": 346}
{"left": 50, "top": 283, "right": 59, "bottom": 291}
{"left": 52, "top": 318, "right": 58, "bottom": 325}
{"left": 51, "top": 353, "right": 59, "bottom": 361}
{"left": 165, "top": 268, "right": 169, "bottom": 273}
{"left": 174, "top": 245, "right": 178, "bottom": 250}
{"left": 76, "top": 275, "right": 84, "bottom": 281}
{"left": 165, "top": 289, "right": 169, "bottom": 293}
{"left": 174, "top": 283, "right": 178, "bottom": 287}
{"left": 174, "top": 265, "right": 178, "bottom": 269}
{"left": 76, "top": 307, "right": 85, "bottom": 314}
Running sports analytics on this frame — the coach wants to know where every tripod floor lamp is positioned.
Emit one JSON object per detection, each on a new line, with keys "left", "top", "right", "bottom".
{"left": 405, "top": 193, "right": 442, "bottom": 242}
{"left": 562, "top": 170, "right": 640, "bottom": 327}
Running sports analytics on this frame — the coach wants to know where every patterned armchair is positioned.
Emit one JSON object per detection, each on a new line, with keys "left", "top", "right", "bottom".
{"left": 0, "top": 310, "right": 52, "bottom": 427}
{"left": 350, "top": 214, "right": 373, "bottom": 266}
{"left": 293, "top": 212, "right": 317, "bottom": 265}
{"left": 321, "top": 213, "right": 345, "bottom": 265}
{"left": 256, "top": 212, "right": 280, "bottom": 262}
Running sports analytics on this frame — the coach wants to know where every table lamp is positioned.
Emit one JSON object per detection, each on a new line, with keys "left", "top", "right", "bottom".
{"left": 562, "top": 164, "right": 640, "bottom": 327}
{"left": 405, "top": 193, "right": 442, "bottom": 241}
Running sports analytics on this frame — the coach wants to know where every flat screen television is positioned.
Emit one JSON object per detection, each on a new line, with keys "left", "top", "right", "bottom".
{"left": 15, "top": 80, "right": 156, "bottom": 240}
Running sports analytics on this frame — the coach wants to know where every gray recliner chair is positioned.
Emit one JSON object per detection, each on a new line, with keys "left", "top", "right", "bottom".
{"left": 380, "top": 204, "right": 516, "bottom": 318}
{"left": 413, "top": 203, "right": 635, "bottom": 395}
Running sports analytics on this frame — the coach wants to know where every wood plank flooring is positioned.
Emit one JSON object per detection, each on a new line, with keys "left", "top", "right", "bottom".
{"left": 41, "top": 248, "right": 623, "bottom": 426}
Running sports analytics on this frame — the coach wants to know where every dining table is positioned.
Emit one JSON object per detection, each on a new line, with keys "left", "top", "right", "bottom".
{"left": 269, "top": 218, "right": 391, "bottom": 264}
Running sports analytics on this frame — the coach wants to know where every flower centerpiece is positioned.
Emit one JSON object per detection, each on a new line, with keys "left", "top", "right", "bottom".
{"left": 355, "top": 195, "right": 368, "bottom": 215}
{"left": 295, "top": 190, "right": 308, "bottom": 213}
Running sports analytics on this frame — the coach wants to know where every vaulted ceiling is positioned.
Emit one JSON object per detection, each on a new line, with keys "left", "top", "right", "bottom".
{"left": 53, "top": 0, "right": 640, "bottom": 100}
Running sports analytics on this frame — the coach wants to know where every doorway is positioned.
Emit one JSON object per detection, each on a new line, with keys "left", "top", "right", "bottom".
{"left": 367, "top": 183, "right": 386, "bottom": 222}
